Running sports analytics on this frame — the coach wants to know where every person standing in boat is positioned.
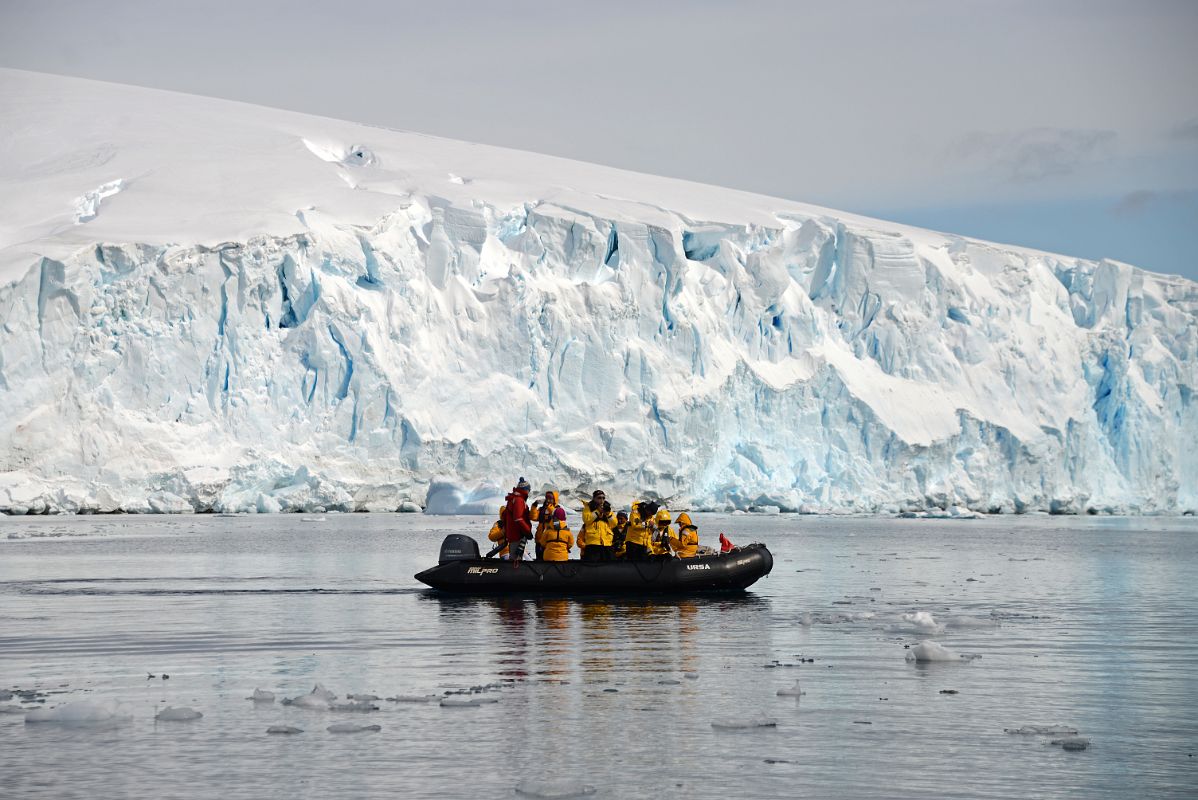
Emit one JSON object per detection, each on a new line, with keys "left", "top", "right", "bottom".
{"left": 669, "top": 512, "right": 700, "bottom": 558}
{"left": 622, "top": 501, "right": 654, "bottom": 561}
{"left": 529, "top": 490, "right": 560, "bottom": 561}
{"left": 502, "top": 478, "right": 533, "bottom": 565}
{"left": 580, "top": 489, "right": 616, "bottom": 561}
{"left": 537, "top": 505, "right": 574, "bottom": 561}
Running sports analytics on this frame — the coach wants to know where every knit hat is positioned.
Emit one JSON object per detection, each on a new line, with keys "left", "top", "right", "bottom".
{"left": 553, "top": 506, "right": 567, "bottom": 521}
{"left": 516, "top": 477, "right": 530, "bottom": 492}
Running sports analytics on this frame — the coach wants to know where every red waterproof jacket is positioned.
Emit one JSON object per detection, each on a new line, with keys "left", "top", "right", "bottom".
{"left": 503, "top": 489, "right": 532, "bottom": 543}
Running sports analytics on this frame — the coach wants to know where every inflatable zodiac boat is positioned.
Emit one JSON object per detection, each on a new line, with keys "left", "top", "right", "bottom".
{"left": 415, "top": 534, "right": 773, "bottom": 595}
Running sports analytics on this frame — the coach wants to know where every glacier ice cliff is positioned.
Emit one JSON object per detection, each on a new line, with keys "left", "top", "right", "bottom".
{"left": 0, "top": 70, "right": 1195, "bottom": 514}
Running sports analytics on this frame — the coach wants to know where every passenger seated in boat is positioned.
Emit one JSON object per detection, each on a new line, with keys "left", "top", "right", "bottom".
{"left": 649, "top": 509, "right": 673, "bottom": 559}
{"left": 536, "top": 505, "right": 573, "bottom": 562}
{"left": 669, "top": 512, "right": 699, "bottom": 558}
{"left": 611, "top": 510, "right": 629, "bottom": 558}
{"left": 487, "top": 506, "right": 508, "bottom": 558}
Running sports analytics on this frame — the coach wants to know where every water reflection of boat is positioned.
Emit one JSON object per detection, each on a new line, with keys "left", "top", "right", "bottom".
{"left": 415, "top": 534, "right": 773, "bottom": 595}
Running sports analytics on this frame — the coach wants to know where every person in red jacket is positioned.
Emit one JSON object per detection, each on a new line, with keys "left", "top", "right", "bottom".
{"left": 502, "top": 477, "right": 533, "bottom": 565}
{"left": 719, "top": 533, "right": 734, "bottom": 553}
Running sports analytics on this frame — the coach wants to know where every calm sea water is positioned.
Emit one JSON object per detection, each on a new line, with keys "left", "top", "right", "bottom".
{"left": 1, "top": 513, "right": 1195, "bottom": 799}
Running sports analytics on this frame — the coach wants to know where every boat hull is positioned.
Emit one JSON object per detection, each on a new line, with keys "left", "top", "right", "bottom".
{"left": 414, "top": 543, "right": 773, "bottom": 595}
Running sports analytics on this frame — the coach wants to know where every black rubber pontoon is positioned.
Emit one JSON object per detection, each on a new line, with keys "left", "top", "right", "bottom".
{"left": 414, "top": 534, "right": 773, "bottom": 595}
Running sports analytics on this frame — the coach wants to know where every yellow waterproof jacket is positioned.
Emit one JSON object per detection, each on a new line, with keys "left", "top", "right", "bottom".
{"left": 530, "top": 492, "right": 559, "bottom": 535}
{"left": 669, "top": 528, "right": 699, "bottom": 558}
{"left": 487, "top": 520, "right": 508, "bottom": 556}
{"left": 624, "top": 503, "right": 652, "bottom": 547}
{"left": 580, "top": 503, "right": 616, "bottom": 547}
{"left": 536, "top": 524, "right": 573, "bottom": 562}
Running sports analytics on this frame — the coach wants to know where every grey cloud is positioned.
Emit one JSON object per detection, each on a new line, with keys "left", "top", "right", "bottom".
{"left": 1111, "top": 190, "right": 1157, "bottom": 216}
{"left": 951, "top": 127, "right": 1117, "bottom": 183}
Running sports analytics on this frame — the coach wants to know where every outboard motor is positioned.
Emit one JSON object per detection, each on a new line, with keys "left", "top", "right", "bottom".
{"left": 438, "top": 534, "right": 481, "bottom": 564}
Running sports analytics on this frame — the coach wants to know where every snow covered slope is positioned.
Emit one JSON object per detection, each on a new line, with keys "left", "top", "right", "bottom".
{"left": 1, "top": 69, "right": 1195, "bottom": 514}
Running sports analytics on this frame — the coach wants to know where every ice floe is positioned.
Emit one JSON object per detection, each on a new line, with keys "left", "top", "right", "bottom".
{"left": 266, "top": 725, "right": 304, "bottom": 734}
{"left": 776, "top": 680, "right": 804, "bottom": 697}
{"left": 326, "top": 722, "right": 381, "bottom": 733}
{"left": 904, "top": 641, "right": 980, "bottom": 663}
{"left": 283, "top": 683, "right": 337, "bottom": 710}
{"left": 387, "top": 694, "right": 440, "bottom": 703}
{"left": 514, "top": 778, "right": 598, "bottom": 799}
{"left": 155, "top": 706, "right": 203, "bottom": 721}
{"left": 248, "top": 689, "right": 276, "bottom": 703}
{"left": 24, "top": 700, "right": 132, "bottom": 728}
{"left": 440, "top": 696, "right": 499, "bottom": 708}
{"left": 1052, "top": 736, "right": 1091, "bottom": 751}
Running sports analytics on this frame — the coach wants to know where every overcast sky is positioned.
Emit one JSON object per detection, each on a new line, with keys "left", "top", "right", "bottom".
{"left": 2, "top": 0, "right": 1196, "bottom": 279}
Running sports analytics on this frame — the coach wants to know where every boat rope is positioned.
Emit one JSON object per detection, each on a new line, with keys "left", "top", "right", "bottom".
{"left": 631, "top": 560, "right": 667, "bottom": 583}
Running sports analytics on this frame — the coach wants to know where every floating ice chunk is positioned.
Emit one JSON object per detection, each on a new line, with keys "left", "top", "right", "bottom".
{"left": 387, "top": 694, "right": 440, "bottom": 703}
{"left": 1053, "top": 736, "right": 1090, "bottom": 751}
{"left": 397, "top": 501, "right": 422, "bottom": 513}
{"left": 711, "top": 716, "right": 778, "bottom": 730}
{"left": 514, "top": 778, "right": 598, "bottom": 799}
{"left": 326, "top": 722, "right": 381, "bottom": 733}
{"left": 684, "top": 672, "right": 699, "bottom": 680}
{"left": 284, "top": 683, "right": 337, "bottom": 709}
{"left": 440, "top": 696, "right": 499, "bottom": 708}
{"left": 347, "top": 693, "right": 380, "bottom": 701}
{"left": 905, "top": 641, "right": 980, "bottom": 663}
{"left": 156, "top": 706, "right": 203, "bottom": 721}
{"left": 0, "top": 704, "right": 27, "bottom": 714}
{"left": 73, "top": 179, "right": 124, "bottom": 223}
{"left": 267, "top": 725, "right": 303, "bottom": 734}
{"left": 248, "top": 689, "right": 275, "bottom": 703}
{"left": 1004, "top": 725, "right": 1079, "bottom": 736}
{"left": 776, "top": 680, "right": 804, "bottom": 697}
{"left": 900, "top": 611, "right": 944, "bottom": 634}
{"left": 330, "top": 700, "right": 378, "bottom": 712}
{"left": 25, "top": 700, "right": 132, "bottom": 728}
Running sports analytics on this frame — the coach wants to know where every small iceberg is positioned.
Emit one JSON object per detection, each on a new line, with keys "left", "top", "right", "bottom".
{"left": 776, "top": 680, "right": 804, "bottom": 697}
{"left": 347, "top": 693, "right": 380, "bottom": 702}
{"left": 284, "top": 683, "right": 337, "bottom": 710}
{"left": 330, "top": 700, "right": 378, "bottom": 712}
{"left": 1052, "top": 736, "right": 1091, "bottom": 751}
{"left": 905, "top": 641, "right": 980, "bottom": 663}
{"left": 326, "top": 723, "right": 381, "bottom": 733}
{"left": 156, "top": 706, "right": 203, "bottom": 721}
{"left": 247, "top": 689, "right": 275, "bottom": 703}
{"left": 266, "top": 725, "right": 304, "bottom": 734}
{"left": 711, "top": 716, "right": 778, "bottom": 730}
{"left": 25, "top": 700, "right": 132, "bottom": 728}
{"left": 514, "top": 778, "right": 598, "bottom": 799}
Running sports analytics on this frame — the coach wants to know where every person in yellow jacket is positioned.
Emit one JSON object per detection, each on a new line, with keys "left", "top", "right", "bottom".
{"left": 529, "top": 490, "right": 560, "bottom": 560}
{"left": 536, "top": 505, "right": 574, "bottom": 561}
{"left": 669, "top": 512, "right": 700, "bottom": 558}
{"left": 623, "top": 502, "right": 654, "bottom": 561}
{"left": 487, "top": 505, "right": 508, "bottom": 558}
{"left": 649, "top": 508, "right": 673, "bottom": 559}
{"left": 579, "top": 489, "right": 616, "bottom": 561}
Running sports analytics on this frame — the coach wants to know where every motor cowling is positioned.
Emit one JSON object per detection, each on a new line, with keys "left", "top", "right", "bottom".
{"left": 438, "top": 534, "right": 480, "bottom": 563}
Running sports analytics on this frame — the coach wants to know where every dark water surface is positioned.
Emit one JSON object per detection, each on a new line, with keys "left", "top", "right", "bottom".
{"left": 1, "top": 514, "right": 1195, "bottom": 799}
